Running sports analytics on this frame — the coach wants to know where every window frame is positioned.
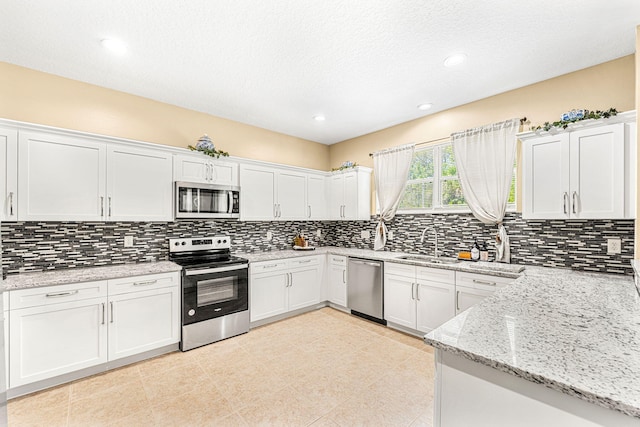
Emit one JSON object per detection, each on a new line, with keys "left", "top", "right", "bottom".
{"left": 394, "top": 142, "right": 516, "bottom": 214}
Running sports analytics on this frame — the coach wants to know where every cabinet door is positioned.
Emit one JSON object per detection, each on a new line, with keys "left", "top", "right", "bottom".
{"left": 455, "top": 287, "right": 494, "bottom": 315}
{"left": 240, "top": 164, "right": 276, "bottom": 220}
{"left": 173, "top": 154, "right": 209, "bottom": 183}
{"left": 342, "top": 171, "right": 359, "bottom": 219}
{"left": 0, "top": 125, "right": 18, "bottom": 221}
{"left": 383, "top": 274, "right": 416, "bottom": 329}
{"left": 289, "top": 266, "right": 321, "bottom": 311}
{"left": 108, "top": 286, "right": 180, "bottom": 361}
{"left": 328, "top": 263, "right": 347, "bottom": 307}
{"left": 10, "top": 297, "right": 107, "bottom": 388}
{"left": 307, "top": 174, "right": 326, "bottom": 220}
{"left": 18, "top": 131, "right": 106, "bottom": 221}
{"left": 277, "top": 170, "right": 307, "bottom": 220}
{"left": 250, "top": 272, "right": 288, "bottom": 322}
{"left": 106, "top": 145, "right": 173, "bottom": 221}
{"left": 522, "top": 134, "right": 570, "bottom": 219}
{"left": 328, "top": 174, "right": 344, "bottom": 220}
{"left": 416, "top": 280, "right": 455, "bottom": 333}
{"left": 569, "top": 124, "right": 625, "bottom": 219}
{"left": 210, "top": 160, "right": 239, "bottom": 186}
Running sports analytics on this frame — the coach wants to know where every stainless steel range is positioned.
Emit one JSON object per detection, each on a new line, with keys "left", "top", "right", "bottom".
{"left": 169, "top": 236, "right": 249, "bottom": 351}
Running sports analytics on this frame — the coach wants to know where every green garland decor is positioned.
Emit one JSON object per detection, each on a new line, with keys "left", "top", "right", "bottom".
{"left": 531, "top": 108, "right": 618, "bottom": 132}
{"left": 187, "top": 145, "right": 229, "bottom": 158}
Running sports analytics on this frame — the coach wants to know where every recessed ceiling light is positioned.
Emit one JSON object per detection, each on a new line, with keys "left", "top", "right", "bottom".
{"left": 313, "top": 115, "right": 326, "bottom": 122}
{"left": 101, "top": 38, "right": 127, "bottom": 55}
{"left": 417, "top": 103, "right": 433, "bottom": 111}
{"left": 444, "top": 53, "right": 467, "bottom": 67}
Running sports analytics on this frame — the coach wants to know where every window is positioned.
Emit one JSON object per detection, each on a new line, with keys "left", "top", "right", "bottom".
{"left": 398, "top": 142, "right": 516, "bottom": 212}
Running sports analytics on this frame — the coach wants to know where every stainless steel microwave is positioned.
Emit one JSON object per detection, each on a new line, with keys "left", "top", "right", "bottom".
{"left": 175, "top": 182, "right": 240, "bottom": 219}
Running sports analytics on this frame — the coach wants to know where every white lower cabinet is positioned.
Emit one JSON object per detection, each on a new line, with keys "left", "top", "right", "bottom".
{"left": 327, "top": 255, "right": 347, "bottom": 307}
{"left": 455, "top": 271, "right": 516, "bottom": 315}
{"left": 8, "top": 272, "right": 180, "bottom": 388}
{"left": 384, "top": 262, "right": 456, "bottom": 333}
{"left": 250, "top": 256, "right": 321, "bottom": 322}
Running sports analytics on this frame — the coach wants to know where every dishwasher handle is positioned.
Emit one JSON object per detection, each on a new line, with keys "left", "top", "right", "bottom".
{"left": 349, "top": 259, "right": 381, "bottom": 268}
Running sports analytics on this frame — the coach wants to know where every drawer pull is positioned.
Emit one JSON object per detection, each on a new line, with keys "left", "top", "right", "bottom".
{"left": 333, "top": 258, "right": 342, "bottom": 262}
{"left": 472, "top": 279, "right": 496, "bottom": 286}
{"left": 133, "top": 280, "right": 158, "bottom": 286}
{"left": 45, "top": 290, "right": 79, "bottom": 298}
{"left": 263, "top": 264, "right": 279, "bottom": 268}
{"left": 297, "top": 259, "right": 312, "bottom": 264}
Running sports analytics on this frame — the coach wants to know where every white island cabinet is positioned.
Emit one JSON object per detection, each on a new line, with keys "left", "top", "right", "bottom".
{"left": 520, "top": 112, "right": 636, "bottom": 219}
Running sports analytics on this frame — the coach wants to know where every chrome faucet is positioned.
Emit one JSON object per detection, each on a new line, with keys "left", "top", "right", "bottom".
{"left": 420, "top": 226, "right": 439, "bottom": 258}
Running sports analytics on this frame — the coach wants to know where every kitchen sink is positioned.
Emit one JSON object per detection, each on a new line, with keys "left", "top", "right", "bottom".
{"left": 396, "top": 255, "right": 459, "bottom": 265}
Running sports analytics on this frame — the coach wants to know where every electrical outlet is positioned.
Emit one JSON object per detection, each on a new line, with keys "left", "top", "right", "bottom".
{"left": 361, "top": 230, "right": 370, "bottom": 239}
{"left": 316, "top": 229, "right": 322, "bottom": 238}
{"left": 266, "top": 231, "right": 273, "bottom": 241}
{"left": 124, "top": 236, "right": 134, "bottom": 247}
{"left": 607, "top": 238, "right": 621, "bottom": 255}
{"left": 388, "top": 231, "right": 394, "bottom": 241}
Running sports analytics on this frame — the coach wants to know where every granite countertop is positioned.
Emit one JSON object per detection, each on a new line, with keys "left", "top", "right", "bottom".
{"left": 2, "top": 261, "right": 182, "bottom": 291}
{"left": 425, "top": 265, "right": 640, "bottom": 418}
{"left": 238, "top": 246, "right": 524, "bottom": 278}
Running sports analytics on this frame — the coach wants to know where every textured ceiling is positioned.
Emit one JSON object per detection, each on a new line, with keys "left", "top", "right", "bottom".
{"left": 1, "top": 1, "right": 639, "bottom": 144}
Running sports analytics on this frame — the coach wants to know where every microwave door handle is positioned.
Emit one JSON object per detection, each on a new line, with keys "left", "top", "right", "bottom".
{"left": 228, "top": 191, "right": 233, "bottom": 214}
{"left": 193, "top": 189, "right": 200, "bottom": 213}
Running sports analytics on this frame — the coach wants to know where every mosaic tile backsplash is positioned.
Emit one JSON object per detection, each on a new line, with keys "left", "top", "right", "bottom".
{"left": 1, "top": 212, "right": 635, "bottom": 277}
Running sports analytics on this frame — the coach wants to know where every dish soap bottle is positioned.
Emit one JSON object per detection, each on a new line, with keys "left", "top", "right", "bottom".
{"left": 471, "top": 239, "right": 480, "bottom": 261}
{"left": 480, "top": 242, "right": 489, "bottom": 261}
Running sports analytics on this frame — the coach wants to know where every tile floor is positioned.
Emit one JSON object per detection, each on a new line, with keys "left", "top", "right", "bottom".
{"left": 8, "top": 307, "right": 435, "bottom": 426}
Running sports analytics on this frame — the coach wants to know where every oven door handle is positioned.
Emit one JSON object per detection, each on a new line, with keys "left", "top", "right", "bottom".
{"left": 185, "top": 264, "right": 248, "bottom": 275}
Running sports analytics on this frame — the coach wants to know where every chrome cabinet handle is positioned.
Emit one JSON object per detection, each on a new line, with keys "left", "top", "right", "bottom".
{"left": 133, "top": 280, "right": 157, "bottom": 286}
{"left": 110, "top": 301, "right": 114, "bottom": 323}
{"left": 308, "top": 205, "right": 311, "bottom": 218}
{"left": 101, "top": 302, "right": 105, "bottom": 325}
{"left": 108, "top": 196, "right": 112, "bottom": 217}
{"left": 273, "top": 204, "right": 277, "bottom": 218}
{"left": 263, "top": 264, "right": 279, "bottom": 268}
{"left": 456, "top": 291, "right": 460, "bottom": 311}
{"left": 572, "top": 191, "right": 578, "bottom": 214}
{"left": 342, "top": 269, "right": 346, "bottom": 284}
{"left": 563, "top": 192, "right": 568, "bottom": 215}
{"left": 411, "top": 283, "right": 415, "bottom": 300}
{"left": 210, "top": 163, "right": 217, "bottom": 181}
{"left": 9, "top": 192, "right": 13, "bottom": 216}
{"left": 297, "top": 259, "right": 312, "bottom": 264}
{"left": 46, "top": 290, "right": 79, "bottom": 298}
{"left": 473, "top": 279, "right": 496, "bottom": 286}
{"left": 289, "top": 273, "right": 293, "bottom": 287}
{"left": 416, "top": 284, "right": 420, "bottom": 301}
{"left": 278, "top": 204, "right": 282, "bottom": 218}
{"left": 100, "top": 196, "right": 104, "bottom": 217}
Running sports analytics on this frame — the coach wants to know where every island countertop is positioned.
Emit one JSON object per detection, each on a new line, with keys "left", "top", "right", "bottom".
{"left": 424, "top": 266, "right": 640, "bottom": 418}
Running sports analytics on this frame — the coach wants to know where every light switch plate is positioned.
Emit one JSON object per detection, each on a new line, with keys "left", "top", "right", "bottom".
{"left": 388, "top": 231, "right": 394, "bottom": 241}
{"left": 266, "top": 231, "right": 273, "bottom": 241}
{"left": 361, "top": 230, "right": 370, "bottom": 239}
{"left": 316, "top": 229, "right": 322, "bottom": 238}
{"left": 607, "top": 238, "right": 621, "bottom": 254}
{"left": 124, "top": 236, "right": 134, "bottom": 247}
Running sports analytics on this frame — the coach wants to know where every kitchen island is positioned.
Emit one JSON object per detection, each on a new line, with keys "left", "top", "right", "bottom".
{"left": 425, "top": 266, "right": 640, "bottom": 426}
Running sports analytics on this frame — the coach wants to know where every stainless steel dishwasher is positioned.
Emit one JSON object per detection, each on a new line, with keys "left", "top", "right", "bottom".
{"left": 347, "top": 257, "right": 385, "bottom": 324}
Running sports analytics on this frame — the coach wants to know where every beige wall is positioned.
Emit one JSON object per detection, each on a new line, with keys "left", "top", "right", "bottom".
{"left": 328, "top": 55, "right": 636, "bottom": 213}
{"left": 636, "top": 27, "right": 640, "bottom": 259}
{"left": 0, "top": 62, "right": 330, "bottom": 171}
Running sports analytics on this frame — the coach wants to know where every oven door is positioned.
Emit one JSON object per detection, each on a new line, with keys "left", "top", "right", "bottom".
{"left": 182, "top": 264, "right": 248, "bottom": 325}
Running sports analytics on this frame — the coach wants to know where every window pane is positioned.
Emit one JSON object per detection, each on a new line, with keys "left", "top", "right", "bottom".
{"left": 408, "top": 149, "right": 434, "bottom": 180}
{"left": 508, "top": 173, "right": 516, "bottom": 204}
{"left": 399, "top": 181, "right": 433, "bottom": 209}
{"left": 441, "top": 145, "right": 457, "bottom": 177}
{"left": 441, "top": 179, "right": 465, "bottom": 205}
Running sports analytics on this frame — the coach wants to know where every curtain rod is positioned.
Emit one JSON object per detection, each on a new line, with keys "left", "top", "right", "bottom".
{"left": 368, "top": 117, "right": 528, "bottom": 157}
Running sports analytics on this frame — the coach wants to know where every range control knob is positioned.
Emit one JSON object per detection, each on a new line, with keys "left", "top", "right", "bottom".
{"left": 188, "top": 309, "right": 196, "bottom": 316}
{"left": 217, "top": 239, "right": 222, "bottom": 244}
{"left": 223, "top": 239, "right": 227, "bottom": 243}
{"left": 181, "top": 241, "right": 186, "bottom": 245}
{"left": 174, "top": 242, "right": 179, "bottom": 246}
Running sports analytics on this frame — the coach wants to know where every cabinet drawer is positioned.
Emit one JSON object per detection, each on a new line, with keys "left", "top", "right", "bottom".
{"left": 384, "top": 262, "right": 416, "bottom": 277}
{"left": 289, "top": 256, "right": 320, "bottom": 268}
{"left": 328, "top": 255, "right": 347, "bottom": 266}
{"left": 455, "top": 271, "right": 516, "bottom": 291}
{"left": 416, "top": 266, "right": 455, "bottom": 284}
{"left": 10, "top": 280, "right": 108, "bottom": 310}
{"left": 108, "top": 272, "right": 179, "bottom": 296}
{"left": 250, "top": 260, "right": 289, "bottom": 274}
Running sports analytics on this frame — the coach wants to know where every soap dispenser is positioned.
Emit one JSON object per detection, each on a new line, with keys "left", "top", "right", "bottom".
{"left": 471, "top": 238, "right": 480, "bottom": 261}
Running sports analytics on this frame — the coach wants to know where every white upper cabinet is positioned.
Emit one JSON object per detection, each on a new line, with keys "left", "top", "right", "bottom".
{"left": 18, "top": 129, "right": 173, "bottom": 222}
{"left": 521, "top": 112, "right": 636, "bottom": 219}
{"left": 0, "top": 125, "right": 18, "bottom": 221}
{"left": 328, "top": 167, "right": 372, "bottom": 220}
{"left": 240, "top": 163, "right": 327, "bottom": 221}
{"left": 173, "top": 153, "right": 238, "bottom": 186}
{"left": 307, "top": 173, "right": 326, "bottom": 220}
{"left": 18, "top": 131, "right": 107, "bottom": 221}
{"left": 106, "top": 145, "right": 173, "bottom": 221}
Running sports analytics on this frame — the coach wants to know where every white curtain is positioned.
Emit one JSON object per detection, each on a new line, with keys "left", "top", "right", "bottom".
{"left": 451, "top": 119, "right": 519, "bottom": 263}
{"left": 373, "top": 143, "right": 415, "bottom": 250}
